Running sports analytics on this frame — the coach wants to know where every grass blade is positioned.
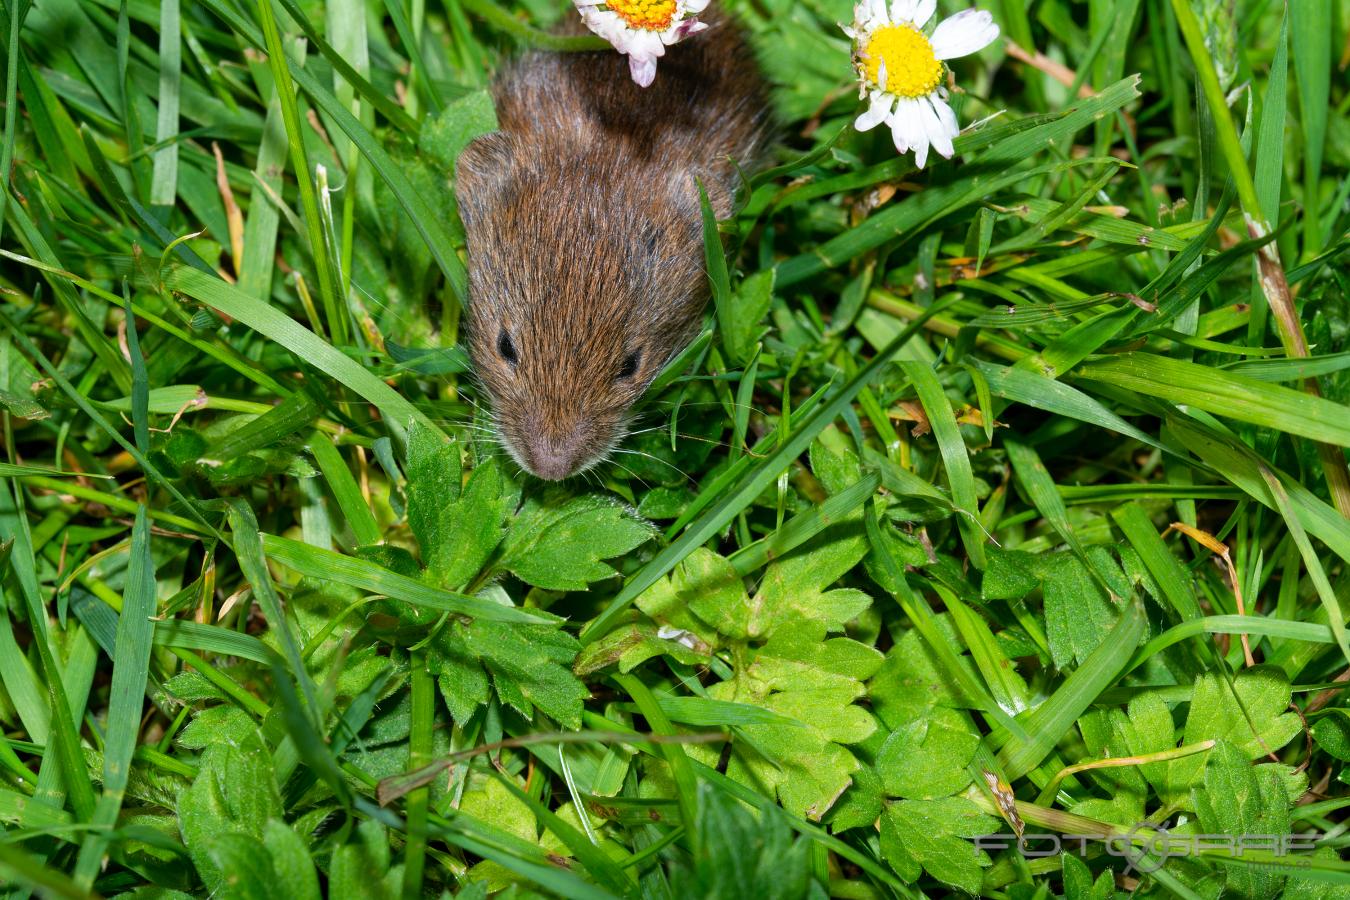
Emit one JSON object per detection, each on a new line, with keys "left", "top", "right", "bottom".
{"left": 149, "top": 0, "right": 180, "bottom": 208}
{"left": 164, "top": 267, "right": 438, "bottom": 437}
{"left": 998, "top": 598, "right": 1146, "bottom": 779}
{"left": 261, "top": 533, "right": 556, "bottom": 624}
{"left": 72, "top": 507, "right": 156, "bottom": 886}
{"left": 1075, "top": 352, "right": 1350, "bottom": 447}
{"left": 902, "top": 360, "right": 985, "bottom": 569}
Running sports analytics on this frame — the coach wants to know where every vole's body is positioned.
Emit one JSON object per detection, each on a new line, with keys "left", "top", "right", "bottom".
{"left": 455, "top": 13, "right": 769, "bottom": 480}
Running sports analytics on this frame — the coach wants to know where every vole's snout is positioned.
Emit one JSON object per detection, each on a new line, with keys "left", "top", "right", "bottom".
{"left": 517, "top": 424, "right": 596, "bottom": 481}
{"left": 523, "top": 434, "right": 585, "bottom": 481}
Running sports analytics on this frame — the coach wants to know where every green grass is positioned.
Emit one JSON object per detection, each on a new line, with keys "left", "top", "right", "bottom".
{"left": 1, "top": 0, "right": 1349, "bottom": 897}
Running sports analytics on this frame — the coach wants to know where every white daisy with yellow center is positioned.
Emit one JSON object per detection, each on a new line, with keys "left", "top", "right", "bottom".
{"left": 844, "top": 0, "right": 1000, "bottom": 168}
{"left": 574, "top": 0, "right": 711, "bottom": 87}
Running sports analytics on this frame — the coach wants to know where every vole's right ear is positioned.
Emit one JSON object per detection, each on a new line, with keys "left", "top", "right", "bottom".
{"left": 454, "top": 132, "right": 516, "bottom": 227}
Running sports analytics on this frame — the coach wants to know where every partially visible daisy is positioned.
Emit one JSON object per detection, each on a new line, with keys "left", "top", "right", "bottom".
{"left": 844, "top": 0, "right": 999, "bottom": 168}
{"left": 575, "top": 0, "right": 711, "bottom": 87}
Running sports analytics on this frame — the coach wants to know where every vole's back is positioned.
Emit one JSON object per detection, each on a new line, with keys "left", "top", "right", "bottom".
{"left": 455, "top": 13, "right": 770, "bottom": 480}
{"left": 492, "top": 14, "right": 769, "bottom": 208}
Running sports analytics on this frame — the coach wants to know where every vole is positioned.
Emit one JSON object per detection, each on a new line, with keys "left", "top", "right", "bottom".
{"left": 454, "top": 9, "right": 770, "bottom": 481}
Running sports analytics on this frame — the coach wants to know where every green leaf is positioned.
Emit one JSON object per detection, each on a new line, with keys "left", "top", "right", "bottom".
{"left": 1042, "top": 547, "right": 1129, "bottom": 669}
{"left": 869, "top": 625, "right": 981, "bottom": 728}
{"left": 198, "top": 833, "right": 280, "bottom": 900}
{"left": 499, "top": 494, "right": 655, "bottom": 591}
{"left": 752, "top": 529, "right": 872, "bottom": 637}
{"left": 433, "top": 620, "right": 587, "bottom": 728}
{"left": 178, "top": 706, "right": 256, "bottom": 749}
{"left": 880, "top": 797, "right": 998, "bottom": 892}
{"left": 177, "top": 729, "right": 283, "bottom": 893}
{"left": 1062, "top": 851, "right": 1115, "bottom": 900}
{"left": 1193, "top": 740, "right": 1289, "bottom": 900}
{"left": 1311, "top": 714, "right": 1350, "bottom": 763}
{"left": 1118, "top": 690, "right": 1183, "bottom": 801}
{"left": 667, "top": 782, "right": 817, "bottom": 899}
{"left": 720, "top": 705, "right": 861, "bottom": 823}
{"left": 723, "top": 269, "right": 775, "bottom": 366}
{"left": 982, "top": 546, "right": 1041, "bottom": 602}
{"left": 460, "top": 774, "right": 537, "bottom": 844}
{"left": 674, "top": 547, "right": 754, "bottom": 641}
{"left": 422, "top": 90, "right": 498, "bottom": 171}
{"left": 876, "top": 706, "right": 980, "bottom": 800}
{"left": 262, "top": 819, "right": 322, "bottom": 900}
{"left": 1169, "top": 666, "right": 1302, "bottom": 803}
{"left": 753, "top": 623, "right": 885, "bottom": 692}
{"left": 711, "top": 619, "right": 883, "bottom": 820}
{"left": 329, "top": 819, "right": 398, "bottom": 900}
{"left": 406, "top": 423, "right": 508, "bottom": 588}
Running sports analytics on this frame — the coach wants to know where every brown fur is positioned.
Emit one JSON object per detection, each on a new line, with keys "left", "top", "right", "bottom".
{"left": 455, "top": 10, "right": 770, "bottom": 480}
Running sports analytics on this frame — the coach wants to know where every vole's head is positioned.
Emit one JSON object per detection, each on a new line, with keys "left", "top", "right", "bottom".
{"left": 455, "top": 132, "right": 708, "bottom": 480}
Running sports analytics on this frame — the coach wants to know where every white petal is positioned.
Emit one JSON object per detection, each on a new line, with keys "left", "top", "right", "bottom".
{"left": 664, "top": 19, "right": 707, "bottom": 44}
{"left": 920, "top": 95, "right": 956, "bottom": 159}
{"left": 930, "top": 94, "right": 960, "bottom": 142}
{"left": 890, "top": 97, "right": 924, "bottom": 157}
{"left": 912, "top": 133, "right": 930, "bottom": 168}
{"left": 888, "top": 0, "right": 917, "bottom": 22}
{"left": 855, "top": 91, "right": 895, "bottom": 131}
{"left": 580, "top": 9, "right": 626, "bottom": 45}
{"left": 607, "top": 28, "right": 639, "bottom": 53}
{"left": 630, "top": 30, "right": 667, "bottom": 58}
{"left": 907, "top": 0, "right": 936, "bottom": 26}
{"left": 930, "top": 9, "right": 1000, "bottom": 60}
{"left": 887, "top": 119, "right": 909, "bottom": 154}
{"left": 629, "top": 54, "right": 658, "bottom": 87}
{"left": 857, "top": 0, "right": 889, "bottom": 27}
{"left": 683, "top": 0, "right": 711, "bottom": 12}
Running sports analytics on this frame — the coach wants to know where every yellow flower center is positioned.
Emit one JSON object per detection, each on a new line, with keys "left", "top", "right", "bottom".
{"left": 606, "top": 0, "right": 678, "bottom": 31}
{"left": 862, "top": 24, "right": 943, "bottom": 98}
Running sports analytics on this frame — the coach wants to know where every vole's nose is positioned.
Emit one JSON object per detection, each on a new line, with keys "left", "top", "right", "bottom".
{"left": 531, "top": 446, "right": 581, "bottom": 480}
{"left": 524, "top": 428, "right": 589, "bottom": 481}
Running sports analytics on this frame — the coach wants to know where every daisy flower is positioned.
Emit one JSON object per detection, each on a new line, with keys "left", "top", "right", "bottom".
{"left": 574, "top": 0, "right": 711, "bottom": 87}
{"left": 844, "top": 0, "right": 1000, "bottom": 168}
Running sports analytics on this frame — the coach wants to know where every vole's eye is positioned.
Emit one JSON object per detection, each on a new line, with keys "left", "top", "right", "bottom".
{"left": 497, "top": 329, "right": 518, "bottom": 365}
{"left": 616, "top": 349, "right": 641, "bottom": 381}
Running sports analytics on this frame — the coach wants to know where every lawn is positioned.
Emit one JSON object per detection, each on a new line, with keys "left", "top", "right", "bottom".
{"left": 1, "top": 0, "right": 1349, "bottom": 897}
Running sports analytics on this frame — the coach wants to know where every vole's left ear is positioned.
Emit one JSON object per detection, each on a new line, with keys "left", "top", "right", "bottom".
{"left": 454, "top": 132, "right": 517, "bottom": 228}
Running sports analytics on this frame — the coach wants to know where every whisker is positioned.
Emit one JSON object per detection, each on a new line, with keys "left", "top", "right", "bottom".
{"left": 609, "top": 446, "right": 695, "bottom": 485}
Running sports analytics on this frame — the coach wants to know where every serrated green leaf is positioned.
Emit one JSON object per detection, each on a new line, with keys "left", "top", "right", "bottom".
{"left": 177, "top": 729, "right": 283, "bottom": 893}
{"left": 1194, "top": 740, "right": 1289, "bottom": 900}
{"left": 880, "top": 797, "right": 998, "bottom": 892}
{"left": 1168, "top": 667, "right": 1302, "bottom": 805}
{"left": 877, "top": 706, "right": 980, "bottom": 800}
{"left": 501, "top": 494, "right": 655, "bottom": 591}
